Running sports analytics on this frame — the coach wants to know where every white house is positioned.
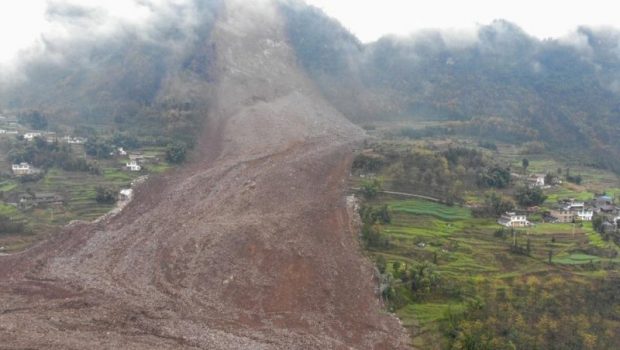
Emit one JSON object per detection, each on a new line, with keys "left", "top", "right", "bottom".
{"left": 498, "top": 212, "right": 531, "bottom": 228}
{"left": 549, "top": 200, "right": 593, "bottom": 223}
{"left": 24, "top": 132, "right": 42, "bottom": 141}
{"left": 0, "top": 129, "right": 6, "bottom": 134}
{"left": 126, "top": 160, "right": 141, "bottom": 172}
{"left": 575, "top": 209, "right": 594, "bottom": 221}
{"left": 62, "top": 136, "right": 87, "bottom": 144}
{"left": 11, "top": 162, "right": 32, "bottom": 176}
{"left": 118, "top": 147, "right": 127, "bottom": 156}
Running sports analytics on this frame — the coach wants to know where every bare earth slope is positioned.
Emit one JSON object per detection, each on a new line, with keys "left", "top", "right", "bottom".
{"left": 0, "top": 1, "right": 409, "bottom": 348}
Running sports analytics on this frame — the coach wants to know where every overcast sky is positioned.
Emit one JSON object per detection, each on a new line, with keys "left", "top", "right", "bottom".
{"left": 1, "top": 0, "right": 620, "bottom": 65}
{"left": 306, "top": 0, "right": 620, "bottom": 42}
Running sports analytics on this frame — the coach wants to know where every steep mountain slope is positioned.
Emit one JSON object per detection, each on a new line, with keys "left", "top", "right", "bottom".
{"left": 0, "top": 1, "right": 408, "bottom": 349}
{"left": 280, "top": 3, "right": 620, "bottom": 171}
{"left": 1, "top": 0, "right": 220, "bottom": 141}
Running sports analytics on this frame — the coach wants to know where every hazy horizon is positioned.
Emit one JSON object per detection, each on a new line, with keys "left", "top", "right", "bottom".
{"left": 1, "top": 0, "right": 620, "bottom": 67}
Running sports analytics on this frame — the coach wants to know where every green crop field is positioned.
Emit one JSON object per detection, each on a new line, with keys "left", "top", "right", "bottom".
{"left": 363, "top": 194, "right": 620, "bottom": 348}
{"left": 0, "top": 140, "right": 175, "bottom": 251}
{"left": 388, "top": 199, "right": 471, "bottom": 221}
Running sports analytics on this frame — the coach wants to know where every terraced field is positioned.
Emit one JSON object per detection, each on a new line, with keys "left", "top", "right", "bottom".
{"left": 0, "top": 143, "right": 172, "bottom": 252}
{"left": 364, "top": 195, "right": 620, "bottom": 348}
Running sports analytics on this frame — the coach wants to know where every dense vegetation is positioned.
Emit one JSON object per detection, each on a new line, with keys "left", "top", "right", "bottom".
{"left": 353, "top": 132, "right": 620, "bottom": 349}
{"left": 352, "top": 144, "right": 512, "bottom": 204}
{"left": 1, "top": 0, "right": 222, "bottom": 146}
{"left": 281, "top": 4, "right": 620, "bottom": 174}
{"left": 6, "top": 137, "right": 99, "bottom": 174}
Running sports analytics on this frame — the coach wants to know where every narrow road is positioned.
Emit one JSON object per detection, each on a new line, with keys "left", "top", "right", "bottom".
{"left": 351, "top": 187, "right": 442, "bottom": 202}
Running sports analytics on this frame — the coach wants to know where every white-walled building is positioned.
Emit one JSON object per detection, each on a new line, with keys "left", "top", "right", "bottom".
{"left": 126, "top": 160, "right": 141, "bottom": 172}
{"left": 498, "top": 212, "right": 531, "bottom": 228}
{"left": 62, "top": 136, "right": 87, "bottom": 144}
{"left": 24, "top": 132, "right": 42, "bottom": 141}
{"left": 11, "top": 162, "right": 32, "bottom": 176}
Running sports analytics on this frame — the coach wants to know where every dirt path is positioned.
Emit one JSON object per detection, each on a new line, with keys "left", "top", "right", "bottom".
{"left": 0, "top": 1, "right": 410, "bottom": 348}
{"left": 351, "top": 188, "right": 442, "bottom": 202}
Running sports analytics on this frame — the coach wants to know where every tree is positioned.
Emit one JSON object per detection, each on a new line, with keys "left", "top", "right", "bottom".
{"left": 359, "top": 178, "right": 382, "bottom": 199}
{"left": 18, "top": 110, "right": 48, "bottom": 130}
{"left": 0, "top": 214, "right": 25, "bottom": 234}
{"left": 548, "top": 249, "right": 553, "bottom": 264}
{"left": 361, "top": 224, "right": 389, "bottom": 248}
{"left": 112, "top": 133, "right": 140, "bottom": 149}
{"left": 566, "top": 174, "right": 583, "bottom": 185}
{"left": 473, "top": 191, "right": 515, "bottom": 217}
{"left": 85, "top": 137, "right": 114, "bottom": 159}
{"left": 592, "top": 215, "right": 605, "bottom": 233}
{"left": 376, "top": 255, "right": 387, "bottom": 274}
{"left": 375, "top": 204, "right": 391, "bottom": 224}
{"left": 515, "top": 186, "right": 547, "bottom": 207}
{"left": 544, "top": 172, "right": 557, "bottom": 186}
{"left": 478, "top": 166, "right": 511, "bottom": 188}
{"left": 522, "top": 158, "right": 529, "bottom": 173}
{"left": 95, "top": 186, "right": 117, "bottom": 204}
{"left": 165, "top": 142, "right": 187, "bottom": 164}
{"left": 409, "top": 262, "right": 441, "bottom": 296}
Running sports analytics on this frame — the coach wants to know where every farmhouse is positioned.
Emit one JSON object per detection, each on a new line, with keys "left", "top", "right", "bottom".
{"left": 126, "top": 160, "right": 141, "bottom": 172}
{"left": 575, "top": 209, "right": 594, "bottom": 221}
{"left": 11, "top": 162, "right": 33, "bottom": 176}
{"left": 548, "top": 200, "right": 594, "bottom": 223}
{"left": 23, "top": 132, "right": 42, "bottom": 141}
{"left": 549, "top": 208, "right": 573, "bottom": 223}
{"left": 528, "top": 174, "right": 546, "bottom": 188}
{"left": 498, "top": 212, "right": 531, "bottom": 228}
{"left": 18, "top": 192, "right": 64, "bottom": 208}
{"left": 62, "top": 136, "right": 87, "bottom": 144}
{"left": 594, "top": 195, "right": 616, "bottom": 213}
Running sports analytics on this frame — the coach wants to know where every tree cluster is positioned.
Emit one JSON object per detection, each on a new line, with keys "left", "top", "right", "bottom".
{"left": 514, "top": 186, "right": 547, "bottom": 207}
{"left": 0, "top": 214, "right": 26, "bottom": 234}
{"left": 95, "top": 186, "right": 117, "bottom": 204}
{"left": 7, "top": 137, "right": 100, "bottom": 174}
{"left": 442, "top": 276, "right": 620, "bottom": 350}
{"left": 165, "top": 142, "right": 187, "bottom": 164}
{"left": 17, "top": 110, "right": 48, "bottom": 130}
{"left": 472, "top": 192, "right": 515, "bottom": 218}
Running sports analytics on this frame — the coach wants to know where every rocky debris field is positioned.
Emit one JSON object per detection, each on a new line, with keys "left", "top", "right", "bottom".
{"left": 0, "top": 1, "right": 409, "bottom": 348}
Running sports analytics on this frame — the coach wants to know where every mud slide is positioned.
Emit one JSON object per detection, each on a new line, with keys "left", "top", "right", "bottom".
{"left": 0, "top": 1, "right": 409, "bottom": 348}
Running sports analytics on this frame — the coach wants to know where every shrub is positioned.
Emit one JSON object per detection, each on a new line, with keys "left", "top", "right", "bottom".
{"left": 514, "top": 186, "right": 547, "bottom": 207}
{"left": 359, "top": 178, "right": 382, "bottom": 199}
{"left": 95, "top": 186, "right": 117, "bottom": 204}
{"left": 0, "top": 214, "right": 26, "bottom": 234}
{"left": 165, "top": 142, "right": 187, "bottom": 164}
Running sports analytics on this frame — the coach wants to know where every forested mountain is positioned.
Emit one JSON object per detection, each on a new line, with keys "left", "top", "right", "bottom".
{"left": 280, "top": 1, "right": 620, "bottom": 172}
{"left": 1, "top": 0, "right": 221, "bottom": 142}
{"left": 3, "top": 0, "right": 620, "bottom": 169}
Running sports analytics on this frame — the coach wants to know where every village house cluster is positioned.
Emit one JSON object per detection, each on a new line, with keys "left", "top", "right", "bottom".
{"left": 511, "top": 172, "right": 556, "bottom": 189}
{"left": 498, "top": 195, "right": 620, "bottom": 229}
{"left": 547, "top": 199, "right": 594, "bottom": 223}
{"left": 8, "top": 132, "right": 88, "bottom": 177}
